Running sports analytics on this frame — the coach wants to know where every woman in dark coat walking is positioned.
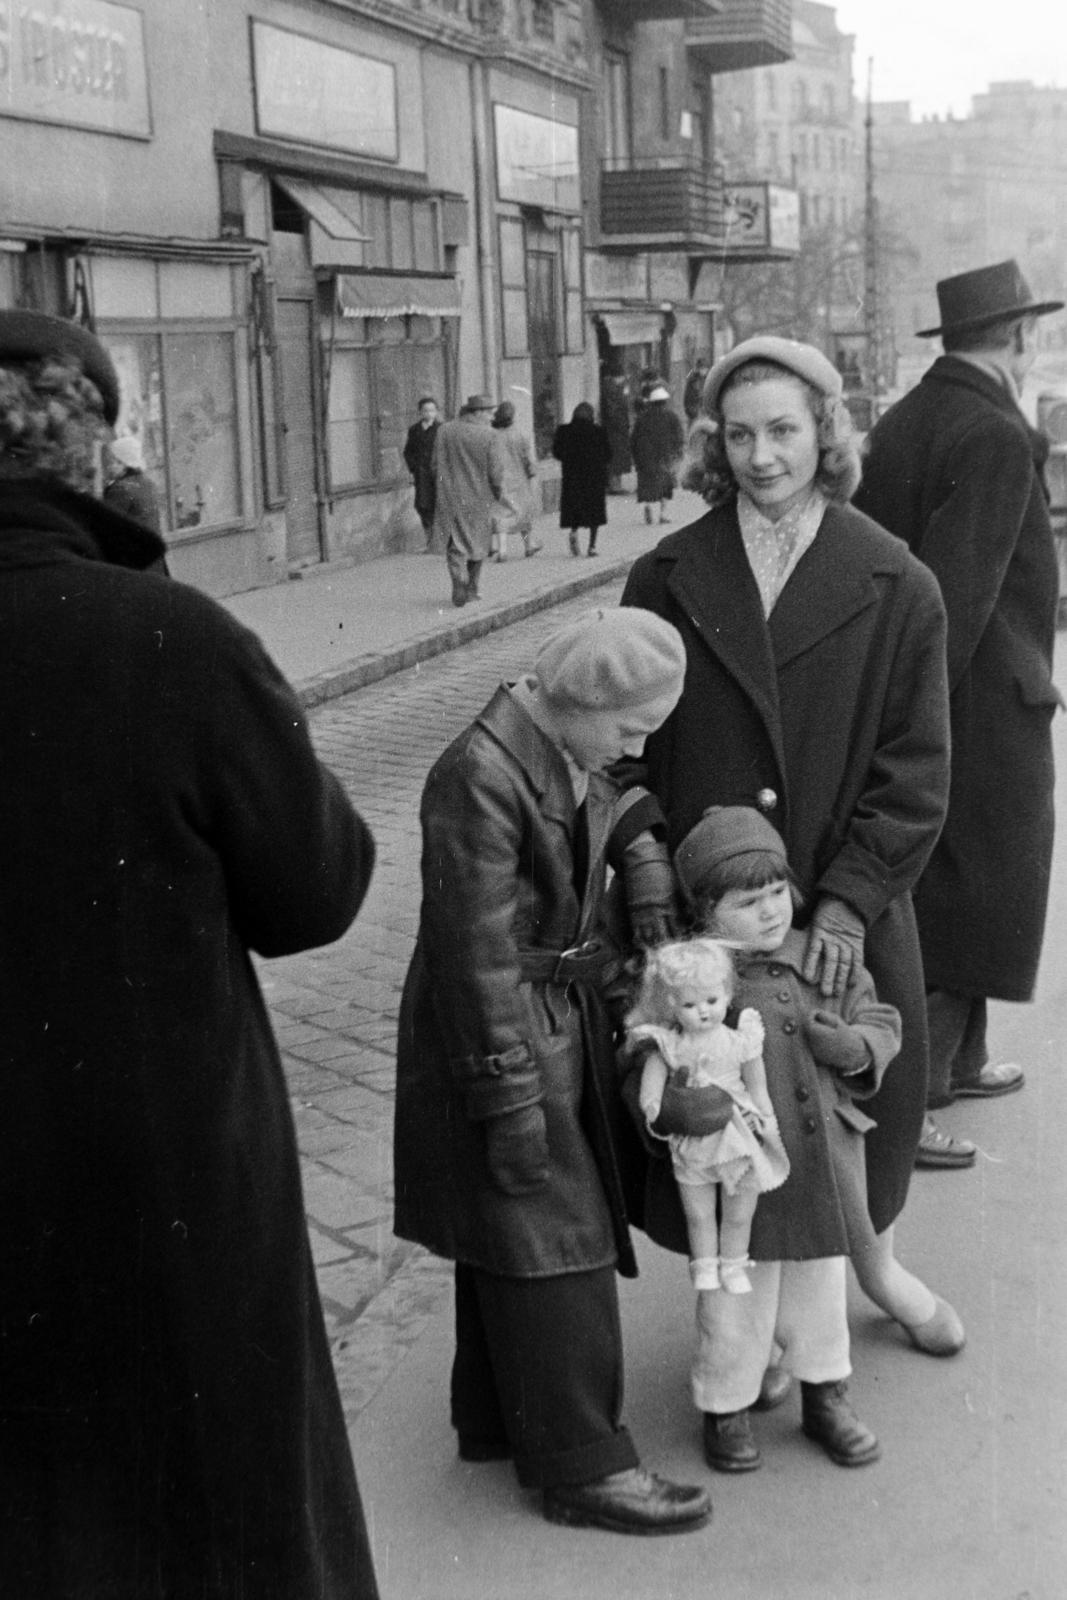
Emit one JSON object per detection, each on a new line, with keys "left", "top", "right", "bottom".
{"left": 630, "top": 386, "right": 685, "bottom": 524}
{"left": 553, "top": 402, "right": 612, "bottom": 556}
{"left": 620, "top": 336, "right": 958, "bottom": 1352}
{"left": 0, "top": 312, "right": 380, "bottom": 1598}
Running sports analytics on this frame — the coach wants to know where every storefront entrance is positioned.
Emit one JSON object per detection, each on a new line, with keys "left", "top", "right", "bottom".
{"left": 526, "top": 238, "right": 560, "bottom": 459}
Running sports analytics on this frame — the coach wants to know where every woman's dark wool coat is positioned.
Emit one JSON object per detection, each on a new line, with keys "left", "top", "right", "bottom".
{"left": 394, "top": 688, "right": 650, "bottom": 1281}
{"left": 0, "top": 480, "right": 379, "bottom": 1598}
{"left": 621, "top": 500, "right": 951, "bottom": 1232}
{"left": 552, "top": 417, "right": 612, "bottom": 531}
{"left": 854, "top": 355, "right": 1061, "bottom": 1001}
{"left": 630, "top": 404, "right": 685, "bottom": 503}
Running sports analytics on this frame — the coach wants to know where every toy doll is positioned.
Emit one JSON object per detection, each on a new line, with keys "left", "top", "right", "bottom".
{"left": 626, "top": 938, "right": 789, "bottom": 1295}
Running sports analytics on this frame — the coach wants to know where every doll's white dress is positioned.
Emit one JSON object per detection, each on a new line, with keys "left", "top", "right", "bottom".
{"left": 632, "top": 1009, "right": 790, "bottom": 1195}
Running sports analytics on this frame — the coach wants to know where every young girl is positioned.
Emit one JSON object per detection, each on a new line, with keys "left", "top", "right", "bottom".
{"left": 627, "top": 940, "right": 789, "bottom": 1295}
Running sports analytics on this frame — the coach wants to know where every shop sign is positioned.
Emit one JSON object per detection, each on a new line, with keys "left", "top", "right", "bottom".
{"left": 252, "top": 21, "right": 398, "bottom": 161}
{"left": 0, "top": 0, "right": 150, "bottom": 139}
{"left": 494, "top": 103, "right": 579, "bottom": 213}
{"left": 584, "top": 251, "right": 648, "bottom": 303}
{"left": 724, "top": 183, "right": 800, "bottom": 255}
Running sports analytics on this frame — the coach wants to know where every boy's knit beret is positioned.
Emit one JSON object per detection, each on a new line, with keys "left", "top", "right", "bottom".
{"left": 674, "top": 806, "right": 787, "bottom": 900}
{"left": 534, "top": 606, "right": 686, "bottom": 713}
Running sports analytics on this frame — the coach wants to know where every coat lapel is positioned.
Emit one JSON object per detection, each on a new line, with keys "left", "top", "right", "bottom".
{"left": 477, "top": 687, "right": 576, "bottom": 831}
{"left": 769, "top": 505, "right": 884, "bottom": 670}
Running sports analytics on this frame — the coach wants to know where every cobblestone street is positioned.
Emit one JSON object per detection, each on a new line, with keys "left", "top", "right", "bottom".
{"left": 259, "top": 583, "right": 627, "bottom": 1427}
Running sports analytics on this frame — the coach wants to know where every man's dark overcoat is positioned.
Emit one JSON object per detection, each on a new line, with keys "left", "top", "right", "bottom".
{"left": 620, "top": 500, "right": 950, "bottom": 1233}
{"left": 0, "top": 479, "right": 378, "bottom": 1598}
{"left": 854, "top": 355, "right": 1061, "bottom": 1001}
{"left": 552, "top": 416, "right": 612, "bottom": 531}
{"left": 394, "top": 688, "right": 651, "bottom": 1280}
{"left": 403, "top": 417, "right": 439, "bottom": 521}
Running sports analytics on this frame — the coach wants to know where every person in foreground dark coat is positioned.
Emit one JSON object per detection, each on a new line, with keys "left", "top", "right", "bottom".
{"left": 394, "top": 606, "right": 714, "bottom": 1536}
{"left": 403, "top": 394, "right": 441, "bottom": 549}
{"left": 854, "top": 260, "right": 1064, "bottom": 1170}
{"left": 0, "top": 312, "right": 380, "bottom": 1599}
{"left": 620, "top": 336, "right": 955, "bottom": 1350}
{"left": 552, "top": 401, "right": 612, "bottom": 557}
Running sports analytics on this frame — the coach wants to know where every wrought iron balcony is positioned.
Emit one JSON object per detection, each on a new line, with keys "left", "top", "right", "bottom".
{"left": 599, "top": 156, "right": 724, "bottom": 251}
{"left": 686, "top": 0, "right": 793, "bottom": 72}
{"left": 599, "top": 0, "right": 722, "bottom": 21}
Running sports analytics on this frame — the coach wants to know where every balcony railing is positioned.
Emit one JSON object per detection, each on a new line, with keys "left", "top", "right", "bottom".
{"left": 686, "top": 0, "right": 793, "bottom": 72}
{"left": 600, "top": 156, "right": 724, "bottom": 251}
{"left": 599, "top": 0, "right": 721, "bottom": 19}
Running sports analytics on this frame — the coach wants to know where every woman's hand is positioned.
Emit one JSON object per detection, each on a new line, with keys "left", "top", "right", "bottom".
{"left": 803, "top": 896, "right": 865, "bottom": 997}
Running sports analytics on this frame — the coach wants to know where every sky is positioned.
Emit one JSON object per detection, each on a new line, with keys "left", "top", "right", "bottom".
{"left": 832, "top": 0, "right": 1067, "bottom": 119}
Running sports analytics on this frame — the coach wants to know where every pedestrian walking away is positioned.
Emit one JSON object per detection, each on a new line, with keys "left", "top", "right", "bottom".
{"left": 393, "top": 605, "right": 714, "bottom": 1537}
{"left": 553, "top": 401, "right": 613, "bottom": 557}
{"left": 619, "top": 334, "right": 960, "bottom": 1355}
{"left": 403, "top": 394, "right": 441, "bottom": 551}
{"left": 631, "top": 385, "right": 685, "bottom": 525}
{"left": 854, "top": 259, "right": 1065, "bottom": 1172}
{"left": 490, "top": 400, "right": 542, "bottom": 561}
{"left": 432, "top": 392, "right": 511, "bottom": 607}
{"left": 0, "top": 312, "right": 381, "bottom": 1596}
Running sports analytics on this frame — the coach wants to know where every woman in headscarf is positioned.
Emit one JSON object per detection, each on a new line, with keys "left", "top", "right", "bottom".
{"left": 552, "top": 401, "right": 612, "bottom": 557}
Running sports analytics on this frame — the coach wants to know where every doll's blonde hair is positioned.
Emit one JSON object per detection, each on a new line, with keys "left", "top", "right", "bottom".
{"left": 626, "top": 938, "right": 735, "bottom": 1032}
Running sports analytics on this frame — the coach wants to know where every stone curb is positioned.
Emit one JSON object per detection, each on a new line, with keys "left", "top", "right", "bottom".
{"left": 295, "top": 555, "right": 633, "bottom": 708}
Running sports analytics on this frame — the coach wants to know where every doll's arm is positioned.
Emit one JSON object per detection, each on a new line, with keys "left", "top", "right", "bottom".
{"left": 639, "top": 1051, "right": 670, "bottom": 1123}
{"left": 740, "top": 1051, "right": 775, "bottom": 1119}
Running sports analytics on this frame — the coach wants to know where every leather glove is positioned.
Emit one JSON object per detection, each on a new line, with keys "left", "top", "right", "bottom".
{"left": 802, "top": 896, "right": 865, "bottom": 998}
{"left": 652, "top": 1079, "right": 734, "bottom": 1138}
{"left": 484, "top": 1104, "right": 550, "bottom": 1196}
{"left": 803, "top": 1010, "right": 871, "bottom": 1074}
{"left": 622, "top": 834, "right": 677, "bottom": 950}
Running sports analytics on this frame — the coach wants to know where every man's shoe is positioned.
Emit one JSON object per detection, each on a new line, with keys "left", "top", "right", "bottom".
{"left": 450, "top": 582, "right": 468, "bottom": 608}
{"left": 752, "top": 1364, "right": 792, "bottom": 1411}
{"left": 703, "top": 1410, "right": 761, "bottom": 1473}
{"left": 466, "top": 561, "right": 483, "bottom": 600}
{"left": 543, "top": 1468, "right": 711, "bottom": 1536}
{"left": 902, "top": 1295, "right": 966, "bottom": 1357}
{"left": 915, "top": 1116, "right": 976, "bottom": 1169}
{"left": 952, "top": 1062, "right": 1025, "bottom": 1099}
{"left": 800, "top": 1380, "right": 881, "bottom": 1467}
{"left": 458, "top": 1434, "right": 512, "bottom": 1462}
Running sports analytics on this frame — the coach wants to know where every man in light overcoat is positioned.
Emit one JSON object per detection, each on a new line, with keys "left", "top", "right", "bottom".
{"left": 432, "top": 393, "right": 510, "bottom": 607}
{"left": 854, "top": 260, "right": 1064, "bottom": 1169}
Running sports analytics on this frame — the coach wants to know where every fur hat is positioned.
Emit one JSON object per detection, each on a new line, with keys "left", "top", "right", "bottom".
{"left": 674, "top": 806, "right": 787, "bottom": 902}
{"left": 704, "top": 336, "right": 842, "bottom": 413}
{"left": 534, "top": 606, "right": 686, "bottom": 714}
{"left": 0, "top": 309, "right": 120, "bottom": 424}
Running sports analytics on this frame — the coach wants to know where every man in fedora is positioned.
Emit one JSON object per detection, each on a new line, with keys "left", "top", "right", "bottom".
{"left": 854, "top": 260, "right": 1064, "bottom": 1170}
{"left": 432, "top": 393, "right": 511, "bottom": 607}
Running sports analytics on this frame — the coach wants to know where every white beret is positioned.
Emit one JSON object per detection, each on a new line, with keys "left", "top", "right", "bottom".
{"left": 535, "top": 606, "right": 687, "bottom": 713}
{"left": 704, "top": 336, "right": 842, "bottom": 413}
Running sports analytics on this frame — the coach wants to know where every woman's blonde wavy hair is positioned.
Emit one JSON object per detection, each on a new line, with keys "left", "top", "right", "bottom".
{"left": 681, "top": 358, "right": 862, "bottom": 507}
{"left": 0, "top": 357, "right": 111, "bottom": 493}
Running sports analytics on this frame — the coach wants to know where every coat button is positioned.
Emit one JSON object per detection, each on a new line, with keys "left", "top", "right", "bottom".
{"left": 782, "top": 1021, "right": 796, "bottom": 1035}
{"left": 778, "top": 991, "right": 790, "bottom": 1003}
{"left": 756, "top": 787, "right": 778, "bottom": 812}
{"left": 804, "top": 1116, "right": 817, "bottom": 1133}
{"left": 767, "top": 965, "right": 782, "bottom": 978}
{"left": 796, "top": 1086, "right": 810, "bottom": 1102}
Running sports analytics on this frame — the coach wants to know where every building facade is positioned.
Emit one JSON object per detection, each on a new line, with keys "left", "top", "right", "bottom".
{"left": 1, "top": 0, "right": 798, "bottom": 595}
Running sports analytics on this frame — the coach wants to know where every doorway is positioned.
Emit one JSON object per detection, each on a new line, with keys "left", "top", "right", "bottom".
{"left": 526, "top": 242, "right": 560, "bottom": 459}
{"left": 276, "top": 298, "right": 323, "bottom": 568}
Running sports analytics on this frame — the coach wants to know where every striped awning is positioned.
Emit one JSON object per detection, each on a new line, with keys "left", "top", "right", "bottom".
{"left": 336, "top": 273, "right": 461, "bottom": 320}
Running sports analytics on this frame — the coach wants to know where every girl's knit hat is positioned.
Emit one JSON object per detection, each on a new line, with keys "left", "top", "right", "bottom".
{"left": 674, "top": 806, "right": 787, "bottom": 902}
{"left": 534, "top": 606, "right": 686, "bottom": 714}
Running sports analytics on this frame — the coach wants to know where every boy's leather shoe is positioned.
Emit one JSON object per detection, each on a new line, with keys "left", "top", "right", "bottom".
{"left": 703, "top": 1410, "right": 761, "bottom": 1472}
{"left": 752, "top": 1365, "right": 792, "bottom": 1410}
{"left": 543, "top": 1467, "right": 711, "bottom": 1535}
{"left": 800, "top": 1380, "right": 881, "bottom": 1467}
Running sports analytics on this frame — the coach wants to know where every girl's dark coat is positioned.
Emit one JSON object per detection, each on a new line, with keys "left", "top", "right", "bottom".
{"left": 552, "top": 417, "right": 612, "bottom": 530}
{"left": 0, "top": 480, "right": 378, "bottom": 1598}
{"left": 394, "top": 689, "right": 650, "bottom": 1280}
{"left": 854, "top": 355, "right": 1061, "bottom": 1000}
{"left": 620, "top": 500, "right": 951, "bottom": 1232}
{"left": 636, "top": 932, "right": 900, "bottom": 1260}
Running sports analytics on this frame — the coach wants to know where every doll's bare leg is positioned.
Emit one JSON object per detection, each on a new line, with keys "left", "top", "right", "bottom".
{"left": 718, "top": 1180, "right": 759, "bottom": 1294}
{"left": 678, "top": 1181, "right": 721, "bottom": 1289}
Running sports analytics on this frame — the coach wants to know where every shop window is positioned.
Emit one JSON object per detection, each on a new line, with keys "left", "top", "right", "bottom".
{"left": 326, "top": 317, "right": 448, "bottom": 490}
{"left": 92, "top": 257, "right": 248, "bottom": 537}
{"left": 499, "top": 217, "right": 529, "bottom": 358}
{"left": 560, "top": 224, "right": 584, "bottom": 355}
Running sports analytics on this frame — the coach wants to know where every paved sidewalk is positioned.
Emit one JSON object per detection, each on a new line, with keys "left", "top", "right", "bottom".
{"left": 223, "top": 490, "right": 705, "bottom": 705}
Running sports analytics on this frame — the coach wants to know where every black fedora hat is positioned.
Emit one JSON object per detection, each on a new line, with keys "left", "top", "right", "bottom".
{"left": 918, "top": 259, "right": 1064, "bottom": 340}
{"left": 0, "top": 309, "right": 120, "bottom": 424}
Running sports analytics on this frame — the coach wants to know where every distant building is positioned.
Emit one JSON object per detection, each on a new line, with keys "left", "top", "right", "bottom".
{"left": 873, "top": 81, "right": 1067, "bottom": 391}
